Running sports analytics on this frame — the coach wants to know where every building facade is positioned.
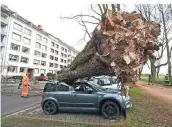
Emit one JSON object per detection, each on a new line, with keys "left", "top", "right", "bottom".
{"left": 0, "top": 5, "right": 79, "bottom": 78}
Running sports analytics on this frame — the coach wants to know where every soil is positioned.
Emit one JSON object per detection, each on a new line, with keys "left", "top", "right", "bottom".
{"left": 136, "top": 81, "right": 172, "bottom": 106}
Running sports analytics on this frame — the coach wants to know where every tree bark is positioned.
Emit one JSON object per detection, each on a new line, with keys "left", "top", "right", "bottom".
{"left": 150, "top": 58, "right": 156, "bottom": 83}
{"left": 138, "top": 67, "right": 143, "bottom": 80}
{"left": 161, "top": 5, "right": 172, "bottom": 85}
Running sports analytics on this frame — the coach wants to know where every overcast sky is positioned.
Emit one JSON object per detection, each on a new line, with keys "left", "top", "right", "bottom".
{"left": 0, "top": 0, "right": 171, "bottom": 74}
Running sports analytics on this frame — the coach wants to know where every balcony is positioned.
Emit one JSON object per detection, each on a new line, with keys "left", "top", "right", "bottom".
{"left": 1, "top": 29, "right": 7, "bottom": 37}
{"left": 1, "top": 18, "right": 8, "bottom": 26}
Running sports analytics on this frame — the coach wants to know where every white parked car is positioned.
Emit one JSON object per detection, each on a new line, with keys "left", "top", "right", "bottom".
{"left": 89, "top": 75, "right": 121, "bottom": 90}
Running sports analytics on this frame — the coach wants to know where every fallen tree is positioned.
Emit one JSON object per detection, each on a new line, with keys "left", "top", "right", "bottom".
{"left": 57, "top": 10, "right": 161, "bottom": 94}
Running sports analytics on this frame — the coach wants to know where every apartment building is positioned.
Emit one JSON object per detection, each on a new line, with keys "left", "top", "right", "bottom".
{"left": 0, "top": 5, "right": 79, "bottom": 78}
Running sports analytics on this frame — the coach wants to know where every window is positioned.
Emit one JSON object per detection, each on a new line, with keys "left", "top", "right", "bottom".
{"left": 24, "top": 28, "right": 31, "bottom": 36}
{"left": 35, "top": 68, "right": 39, "bottom": 74}
{"left": 55, "top": 50, "right": 58, "bottom": 55}
{"left": 65, "top": 49, "right": 67, "bottom": 52}
{"left": 36, "top": 34, "right": 42, "bottom": 40}
{"left": 54, "top": 63, "right": 58, "bottom": 68}
{"left": 34, "top": 50, "right": 41, "bottom": 57}
{"left": 33, "top": 59, "right": 40, "bottom": 65}
{"left": 1, "top": 12, "right": 8, "bottom": 19}
{"left": 56, "top": 44, "right": 59, "bottom": 48}
{"left": 35, "top": 42, "right": 41, "bottom": 49}
{"left": 50, "top": 55, "right": 54, "bottom": 60}
{"left": 20, "top": 67, "right": 25, "bottom": 73}
{"left": 9, "top": 54, "right": 19, "bottom": 62}
{"left": 51, "top": 42, "right": 54, "bottom": 47}
{"left": 64, "top": 54, "right": 67, "bottom": 58}
{"left": 42, "top": 53, "right": 47, "bottom": 58}
{"left": 56, "top": 84, "right": 69, "bottom": 91}
{"left": 20, "top": 57, "right": 29, "bottom": 63}
{"left": 42, "top": 45, "right": 47, "bottom": 51}
{"left": 68, "top": 59, "right": 71, "bottom": 62}
{"left": 61, "top": 53, "right": 64, "bottom": 57}
{"left": 51, "top": 48, "right": 54, "bottom": 53}
{"left": 60, "top": 65, "right": 63, "bottom": 69}
{"left": 61, "top": 59, "right": 63, "bottom": 63}
{"left": 7, "top": 66, "right": 18, "bottom": 73}
{"left": 43, "top": 37, "right": 48, "bottom": 43}
{"left": 11, "top": 43, "right": 20, "bottom": 51}
{"left": 49, "top": 63, "right": 53, "bottom": 67}
{"left": 40, "top": 69, "right": 45, "bottom": 74}
{"left": 13, "top": 22, "right": 22, "bottom": 31}
{"left": 41, "top": 61, "right": 46, "bottom": 66}
{"left": 61, "top": 47, "right": 64, "bottom": 51}
{"left": 23, "top": 37, "right": 31, "bottom": 45}
{"left": 64, "top": 60, "right": 67, "bottom": 63}
{"left": 12, "top": 33, "right": 21, "bottom": 41}
{"left": 22, "top": 46, "right": 30, "bottom": 54}
{"left": 55, "top": 57, "right": 58, "bottom": 61}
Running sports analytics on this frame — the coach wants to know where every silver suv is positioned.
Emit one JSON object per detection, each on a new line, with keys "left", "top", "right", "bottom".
{"left": 90, "top": 76, "right": 121, "bottom": 90}
{"left": 41, "top": 81, "right": 132, "bottom": 120}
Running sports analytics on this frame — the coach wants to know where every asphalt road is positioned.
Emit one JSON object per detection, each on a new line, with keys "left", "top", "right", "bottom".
{"left": 1, "top": 95, "right": 41, "bottom": 117}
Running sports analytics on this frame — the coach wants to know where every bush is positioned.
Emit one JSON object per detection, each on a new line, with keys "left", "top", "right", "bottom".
{"left": 46, "top": 73, "right": 57, "bottom": 80}
{"left": 40, "top": 73, "right": 44, "bottom": 76}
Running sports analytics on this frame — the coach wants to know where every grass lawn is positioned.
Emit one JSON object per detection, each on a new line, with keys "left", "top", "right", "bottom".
{"left": 140, "top": 75, "right": 165, "bottom": 85}
{"left": 2, "top": 87, "right": 172, "bottom": 127}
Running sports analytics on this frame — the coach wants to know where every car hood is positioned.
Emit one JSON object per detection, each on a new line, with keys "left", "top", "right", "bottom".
{"left": 101, "top": 89, "right": 121, "bottom": 94}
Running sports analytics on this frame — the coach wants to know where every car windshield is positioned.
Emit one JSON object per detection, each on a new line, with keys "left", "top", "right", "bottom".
{"left": 100, "top": 78, "right": 111, "bottom": 85}
{"left": 87, "top": 81, "right": 105, "bottom": 91}
{"left": 96, "top": 77, "right": 117, "bottom": 86}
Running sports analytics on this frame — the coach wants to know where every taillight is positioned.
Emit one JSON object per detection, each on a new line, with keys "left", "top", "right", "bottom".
{"left": 42, "top": 92, "right": 45, "bottom": 97}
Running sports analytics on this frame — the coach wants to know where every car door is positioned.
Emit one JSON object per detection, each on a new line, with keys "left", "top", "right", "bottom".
{"left": 53, "top": 83, "right": 73, "bottom": 107}
{"left": 71, "top": 84, "right": 98, "bottom": 108}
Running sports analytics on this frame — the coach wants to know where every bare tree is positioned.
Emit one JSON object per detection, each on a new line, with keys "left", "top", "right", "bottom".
{"left": 156, "top": 4, "right": 172, "bottom": 84}
{"left": 135, "top": 4, "right": 172, "bottom": 84}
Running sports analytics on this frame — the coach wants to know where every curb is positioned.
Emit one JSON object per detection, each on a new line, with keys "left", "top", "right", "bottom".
{"left": 5, "top": 115, "right": 129, "bottom": 126}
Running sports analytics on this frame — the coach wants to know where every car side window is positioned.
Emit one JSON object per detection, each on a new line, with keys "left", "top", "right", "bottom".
{"left": 44, "top": 83, "right": 56, "bottom": 92}
{"left": 56, "top": 84, "right": 69, "bottom": 91}
{"left": 74, "top": 84, "right": 94, "bottom": 93}
{"left": 74, "top": 84, "right": 85, "bottom": 92}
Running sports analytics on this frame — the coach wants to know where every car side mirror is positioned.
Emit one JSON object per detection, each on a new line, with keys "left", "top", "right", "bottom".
{"left": 87, "top": 88, "right": 93, "bottom": 94}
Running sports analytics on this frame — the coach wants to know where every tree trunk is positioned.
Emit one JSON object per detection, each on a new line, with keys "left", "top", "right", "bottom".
{"left": 150, "top": 59, "right": 156, "bottom": 84}
{"left": 138, "top": 67, "right": 143, "bottom": 80}
{"left": 161, "top": 7, "right": 172, "bottom": 85}
{"left": 156, "top": 69, "right": 160, "bottom": 79}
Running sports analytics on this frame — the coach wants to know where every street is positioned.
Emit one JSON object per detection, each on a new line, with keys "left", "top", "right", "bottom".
{"left": 1, "top": 95, "right": 41, "bottom": 117}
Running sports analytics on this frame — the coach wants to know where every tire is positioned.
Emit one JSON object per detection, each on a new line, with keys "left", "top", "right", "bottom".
{"left": 101, "top": 101, "right": 120, "bottom": 120}
{"left": 43, "top": 100, "right": 58, "bottom": 115}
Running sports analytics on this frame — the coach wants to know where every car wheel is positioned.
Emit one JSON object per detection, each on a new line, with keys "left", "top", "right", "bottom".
{"left": 101, "top": 101, "right": 120, "bottom": 120}
{"left": 43, "top": 100, "right": 57, "bottom": 115}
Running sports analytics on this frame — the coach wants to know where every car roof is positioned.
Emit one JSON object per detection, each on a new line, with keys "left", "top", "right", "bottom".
{"left": 46, "top": 80, "right": 59, "bottom": 84}
{"left": 92, "top": 76, "right": 117, "bottom": 79}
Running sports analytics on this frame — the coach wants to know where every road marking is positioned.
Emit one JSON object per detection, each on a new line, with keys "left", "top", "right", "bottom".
{"left": 3, "top": 103, "right": 40, "bottom": 118}
{"left": 7, "top": 116, "right": 129, "bottom": 126}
